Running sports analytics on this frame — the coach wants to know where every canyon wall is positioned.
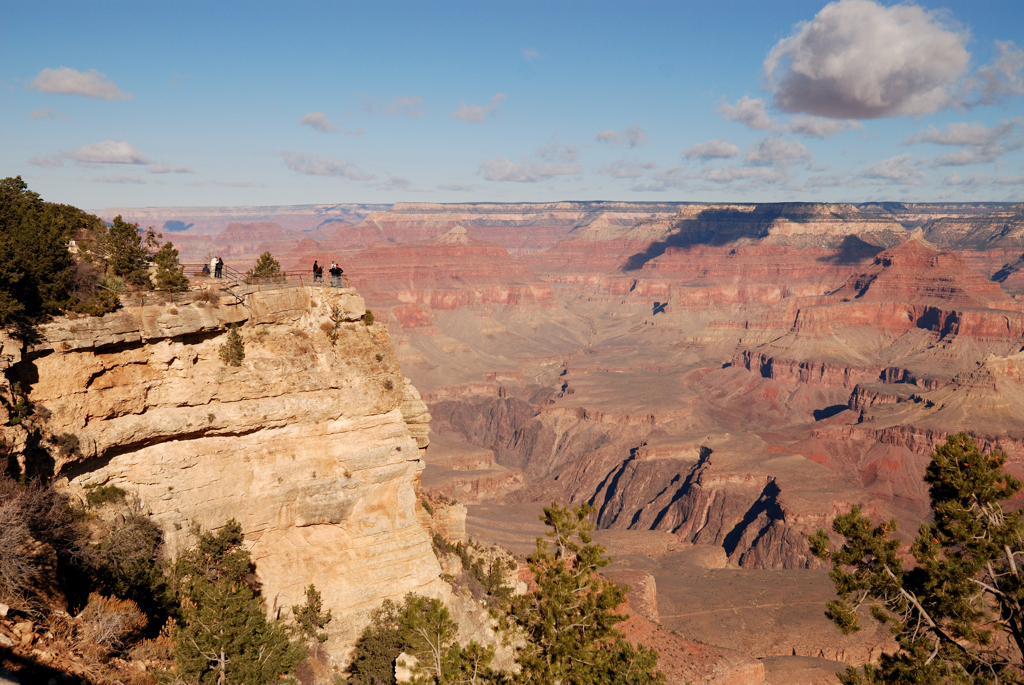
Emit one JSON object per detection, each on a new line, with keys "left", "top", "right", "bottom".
{"left": 0, "top": 285, "right": 443, "bottom": 656}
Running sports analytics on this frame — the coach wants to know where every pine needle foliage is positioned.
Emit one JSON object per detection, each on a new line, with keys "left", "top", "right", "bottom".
{"left": 248, "top": 251, "right": 281, "bottom": 280}
{"left": 292, "top": 584, "right": 332, "bottom": 644}
{"left": 810, "top": 432, "right": 1024, "bottom": 684}
{"left": 218, "top": 324, "right": 245, "bottom": 367}
{"left": 171, "top": 520, "right": 305, "bottom": 685}
{"left": 511, "top": 502, "right": 665, "bottom": 685}
{"left": 154, "top": 241, "right": 190, "bottom": 292}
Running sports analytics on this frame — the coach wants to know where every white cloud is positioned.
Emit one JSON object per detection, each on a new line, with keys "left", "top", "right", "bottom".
{"left": 764, "top": 0, "right": 969, "bottom": 118}
{"left": 863, "top": 154, "right": 926, "bottom": 185}
{"left": 994, "top": 172, "right": 1024, "bottom": 186}
{"left": 906, "top": 119, "right": 1022, "bottom": 167}
{"left": 451, "top": 94, "right": 506, "bottom": 123}
{"left": 436, "top": 183, "right": 474, "bottom": 192}
{"left": 943, "top": 171, "right": 988, "bottom": 187}
{"left": 29, "top": 67, "right": 132, "bottom": 100}
{"left": 632, "top": 166, "right": 688, "bottom": 192}
{"left": 27, "top": 153, "right": 63, "bottom": 168}
{"left": 481, "top": 141, "right": 581, "bottom": 182}
{"left": 593, "top": 124, "right": 648, "bottom": 147}
{"left": 596, "top": 160, "right": 657, "bottom": 179}
{"left": 147, "top": 163, "right": 195, "bottom": 174}
{"left": 701, "top": 165, "right": 786, "bottom": 185}
{"left": 906, "top": 120, "right": 1020, "bottom": 147}
{"left": 300, "top": 111, "right": 338, "bottom": 133}
{"left": 787, "top": 116, "right": 862, "bottom": 138}
{"left": 745, "top": 137, "right": 810, "bottom": 166}
{"left": 382, "top": 176, "right": 414, "bottom": 191}
{"left": 278, "top": 151, "right": 373, "bottom": 179}
{"left": 682, "top": 139, "right": 739, "bottom": 160}
{"left": 969, "top": 41, "right": 1024, "bottom": 105}
{"left": 30, "top": 108, "right": 53, "bottom": 120}
{"left": 522, "top": 47, "right": 541, "bottom": 61}
{"left": 95, "top": 174, "right": 144, "bottom": 184}
{"left": 74, "top": 140, "right": 150, "bottom": 165}
{"left": 387, "top": 96, "right": 425, "bottom": 117}
{"left": 717, "top": 96, "right": 778, "bottom": 131}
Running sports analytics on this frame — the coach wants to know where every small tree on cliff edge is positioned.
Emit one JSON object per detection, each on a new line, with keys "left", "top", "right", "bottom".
{"left": 810, "top": 432, "right": 1024, "bottom": 684}
{"left": 248, "top": 251, "right": 281, "bottom": 280}
{"left": 512, "top": 501, "right": 665, "bottom": 685}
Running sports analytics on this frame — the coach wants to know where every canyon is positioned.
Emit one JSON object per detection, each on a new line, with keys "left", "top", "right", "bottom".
{"left": 85, "top": 199, "right": 1024, "bottom": 682}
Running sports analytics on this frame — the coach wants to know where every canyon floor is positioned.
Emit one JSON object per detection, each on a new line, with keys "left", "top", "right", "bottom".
{"left": 106, "top": 200, "right": 1024, "bottom": 680}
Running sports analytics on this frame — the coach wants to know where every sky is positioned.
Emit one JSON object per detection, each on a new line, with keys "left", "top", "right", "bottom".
{"left": 2, "top": 0, "right": 1023, "bottom": 208}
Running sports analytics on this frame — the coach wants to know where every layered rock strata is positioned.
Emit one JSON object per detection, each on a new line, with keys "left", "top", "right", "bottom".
{"left": 1, "top": 286, "right": 442, "bottom": 655}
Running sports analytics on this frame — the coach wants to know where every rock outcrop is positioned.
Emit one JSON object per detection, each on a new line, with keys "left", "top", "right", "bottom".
{"left": 1, "top": 285, "right": 442, "bottom": 657}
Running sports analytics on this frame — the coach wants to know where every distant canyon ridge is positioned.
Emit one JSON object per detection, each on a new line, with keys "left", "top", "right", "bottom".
{"left": 100, "top": 200, "right": 1024, "bottom": 668}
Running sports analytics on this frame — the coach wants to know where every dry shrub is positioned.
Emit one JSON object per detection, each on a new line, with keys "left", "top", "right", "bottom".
{"left": 78, "top": 593, "right": 147, "bottom": 651}
{"left": 0, "top": 475, "right": 88, "bottom": 603}
{"left": 319, "top": 322, "right": 334, "bottom": 334}
{"left": 128, "top": 633, "right": 174, "bottom": 662}
{"left": 192, "top": 288, "right": 214, "bottom": 303}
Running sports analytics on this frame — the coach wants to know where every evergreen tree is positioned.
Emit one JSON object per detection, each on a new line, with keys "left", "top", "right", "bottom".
{"left": 171, "top": 520, "right": 305, "bottom": 685}
{"left": 248, "top": 251, "right": 281, "bottom": 279}
{"left": 153, "top": 241, "right": 190, "bottom": 292}
{"left": 292, "top": 584, "right": 332, "bottom": 644}
{"left": 219, "top": 325, "right": 245, "bottom": 367}
{"left": 810, "top": 432, "right": 1024, "bottom": 684}
{"left": 0, "top": 176, "right": 100, "bottom": 325}
{"left": 512, "top": 502, "right": 665, "bottom": 685}
{"left": 350, "top": 598, "right": 404, "bottom": 685}
{"left": 104, "top": 215, "right": 152, "bottom": 288}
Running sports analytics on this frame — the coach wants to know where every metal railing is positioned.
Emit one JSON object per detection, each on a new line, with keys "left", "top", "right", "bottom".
{"left": 181, "top": 264, "right": 351, "bottom": 292}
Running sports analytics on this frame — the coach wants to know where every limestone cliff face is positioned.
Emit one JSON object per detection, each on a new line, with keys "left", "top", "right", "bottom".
{"left": 2, "top": 286, "right": 441, "bottom": 654}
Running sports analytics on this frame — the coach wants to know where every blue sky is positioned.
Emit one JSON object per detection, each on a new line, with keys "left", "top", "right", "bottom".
{"left": 2, "top": 0, "right": 1023, "bottom": 208}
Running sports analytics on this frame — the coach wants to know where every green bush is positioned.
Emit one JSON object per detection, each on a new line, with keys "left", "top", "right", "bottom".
{"left": 364, "top": 310, "right": 375, "bottom": 326}
{"left": 50, "top": 432, "right": 81, "bottom": 457}
{"left": 218, "top": 324, "right": 245, "bottom": 367}
{"left": 85, "top": 483, "right": 127, "bottom": 507}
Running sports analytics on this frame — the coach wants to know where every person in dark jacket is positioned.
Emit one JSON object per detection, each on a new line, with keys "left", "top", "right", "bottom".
{"left": 214, "top": 257, "right": 224, "bottom": 279}
{"left": 313, "top": 260, "right": 321, "bottom": 283}
{"left": 329, "top": 262, "right": 343, "bottom": 287}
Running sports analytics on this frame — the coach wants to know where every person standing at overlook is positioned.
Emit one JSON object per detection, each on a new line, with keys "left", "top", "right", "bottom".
{"left": 210, "top": 255, "right": 218, "bottom": 278}
{"left": 312, "top": 260, "right": 321, "bottom": 283}
{"left": 215, "top": 257, "right": 224, "bottom": 279}
{"left": 329, "top": 262, "right": 343, "bottom": 287}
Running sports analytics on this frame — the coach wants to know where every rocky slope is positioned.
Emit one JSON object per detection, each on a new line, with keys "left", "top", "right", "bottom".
{"left": 0, "top": 285, "right": 443, "bottom": 657}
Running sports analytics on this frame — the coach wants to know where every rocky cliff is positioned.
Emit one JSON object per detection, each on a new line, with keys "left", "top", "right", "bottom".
{"left": 0, "top": 285, "right": 442, "bottom": 657}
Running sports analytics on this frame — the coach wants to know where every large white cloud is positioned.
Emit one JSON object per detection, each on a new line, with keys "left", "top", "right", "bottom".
{"left": 906, "top": 119, "right": 1022, "bottom": 167}
{"left": 278, "top": 151, "right": 373, "bottom": 180}
{"left": 74, "top": 140, "right": 150, "bottom": 164}
{"left": 29, "top": 67, "right": 132, "bottom": 100}
{"left": 764, "top": 0, "right": 969, "bottom": 118}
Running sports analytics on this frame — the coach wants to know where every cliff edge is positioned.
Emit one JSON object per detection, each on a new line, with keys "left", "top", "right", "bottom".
{"left": 0, "top": 285, "right": 442, "bottom": 656}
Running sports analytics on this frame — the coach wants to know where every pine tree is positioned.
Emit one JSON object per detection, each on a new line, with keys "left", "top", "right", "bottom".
{"left": 154, "top": 241, "right": 190, "bottom": 292}
{"left": 171, "top": 520, "right": 306, "bottom": 685}
{"left": 248, "top": 251, "right": 281, "bottom": 280}
{"left": 810, "top": 432, "right": 1024, "bottom": 684}
{"left": 292, "top": 584, "right": 332, "bottom": 643}
{"left": 512, "top": 502, "right": 665, "bottom": 685}
{"left": 219, "top": 324, "right": 245, "bottom": 367}
{"left": 104, "top": 215, "right": 152, "bottom": 288}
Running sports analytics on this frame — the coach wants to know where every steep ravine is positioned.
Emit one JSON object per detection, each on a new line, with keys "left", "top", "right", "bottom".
{"left": 0, "top": 285, "right": 444, "bottom": 656}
